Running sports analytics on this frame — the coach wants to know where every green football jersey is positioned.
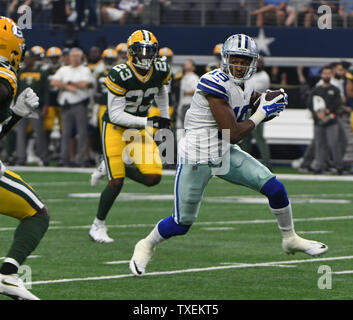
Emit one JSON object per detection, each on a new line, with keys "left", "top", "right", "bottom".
{"left": 0, "top": 62, "right": 17, "bottom": 124}
{"left": 96, "top": 68, "right": 110, "bottom": 106}
{"left": 17, "top": 66, "right": 49, "bottom": 109}
{"left": 103, "top": 58, "right": 171, "bottom": 122}
{"left": 44, "top": 64, "right": 61, "bottom": 107}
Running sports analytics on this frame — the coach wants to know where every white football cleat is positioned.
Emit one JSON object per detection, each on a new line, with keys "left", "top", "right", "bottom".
{"left": 89, "top": 218, "right": 114, "bottom": 243}
{"left": 90, "top": 160, "right": 107, "bottom": 187}
{"left": 0, "top": 273, "right": 39, "bottom": 300}
{"left": 282, "top": 234, "right": 328, "bottom": 257}
{"left": 129, "top": 238, "right": 155, "bottom": 276}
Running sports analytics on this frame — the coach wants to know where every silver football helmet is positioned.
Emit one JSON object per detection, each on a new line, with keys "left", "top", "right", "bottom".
{"left": 221, "top": 34, "right": 259, "bottom": 85}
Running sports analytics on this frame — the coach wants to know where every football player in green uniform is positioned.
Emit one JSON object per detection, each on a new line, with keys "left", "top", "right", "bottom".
{"left": 90, "top": 48, "right": 118, "bottom": 187}
{"left": 89, "top": 29, "right": 171, "bottom": 243}
{"left": 0, "top": 16, "right": 50, "bottom": 300}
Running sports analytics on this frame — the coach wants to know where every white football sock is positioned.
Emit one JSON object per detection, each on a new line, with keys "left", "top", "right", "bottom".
{"left": 94, "top": 218, "right": 105, "bottom": 225}
{"left": 145, "top": 222, "right": 165, "bottom": 246}
{"left": 270, "top": 203, "right": 296, "bottom": 239}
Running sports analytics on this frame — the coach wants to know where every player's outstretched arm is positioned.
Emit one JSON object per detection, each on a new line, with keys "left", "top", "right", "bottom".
{"left": 207, "top": 94, "right": 255, "bottom": 144}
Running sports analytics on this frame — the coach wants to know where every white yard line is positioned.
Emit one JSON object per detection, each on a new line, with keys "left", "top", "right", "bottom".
{"left": 297, "top": 231, "right": 332, "bottom": 234}
{"left": 0, "top": 255, "right": 40, "bottom": 260}
{"left": 1, "top": 215, "right": 352, "bottom": 232}
{"left": 7, "top": 166, "right": 353, "bottom": 181}
{"left": 332, "top": 270, "right": 353, "bottom": 275}
{"left": 28, "top": 255, "right": 353, "bottom": 286}
{"left": 103, "top": 260, "right": 130, "bottom": 265}
{"left": 66, "top": 193, "right": 352, "bottom": 204}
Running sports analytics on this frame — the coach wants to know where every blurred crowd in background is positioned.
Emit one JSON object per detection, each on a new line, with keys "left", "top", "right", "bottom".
{"left": 0, "top": 0, "right": 352, "bottom": 174}
{"left": 0, "top": 42, "right": 351, "bottom": 174}
{"left": 2, "top": 0, "right": 353, "bottom": 29}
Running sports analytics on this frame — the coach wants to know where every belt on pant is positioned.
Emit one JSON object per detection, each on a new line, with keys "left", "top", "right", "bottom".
{"left": 63, "top": 98, "right": 89, "bottom": 108}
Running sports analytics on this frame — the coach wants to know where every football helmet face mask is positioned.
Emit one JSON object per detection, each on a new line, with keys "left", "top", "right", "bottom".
{"left": 102, "top": 48, "right": 118, "bottom": 69}
{"left": 127, "top": 30, "right": 158, "bottom": 71}
{"left": 46, "top": 46, "right": 62, "bottom": 69}
{"left": 115, "top": 42, "right": 127, "bottom": 63}
{"left": 221, "top": 34, "right": 258, "bottom": 85}
{"left": 0, "top": 16, "right": 26, "bottom": 72}
{"left": 159, "top": 47, "right": 173, "bottom": 65}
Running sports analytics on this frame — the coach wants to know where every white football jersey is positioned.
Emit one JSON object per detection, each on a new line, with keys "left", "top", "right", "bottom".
{"left": 178, "top": 68, "right": 254, "bottom": 164}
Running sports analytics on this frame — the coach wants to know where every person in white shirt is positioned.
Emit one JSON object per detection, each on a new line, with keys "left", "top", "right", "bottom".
{"left": 51, "top": 47, "right": 94, "bottom": 167}
{"left": 176, "top": 59, "right": 199, "bottom": 129}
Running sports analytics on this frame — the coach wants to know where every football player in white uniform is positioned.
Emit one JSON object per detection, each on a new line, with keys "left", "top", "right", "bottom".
{"left": 130, "top": 34, "right": 328, "bottom": 276}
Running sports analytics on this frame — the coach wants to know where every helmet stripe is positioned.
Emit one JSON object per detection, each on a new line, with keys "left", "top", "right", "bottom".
{"left": 244, "top": 36, "right": 249, "bottom": 49}
{"left": 142, "top": 30, "right": 150, "bottom": 42}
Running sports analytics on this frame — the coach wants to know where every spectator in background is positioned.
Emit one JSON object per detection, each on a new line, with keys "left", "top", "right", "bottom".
{"left": 87, "top": 46, "right": 104, "bottom": 75}
{"left": 75, "top": 0, "right": 97, "bottom": 30}
{"left": 101, "top": 1, "right": 129, "bottom": 24}
{"left": 316, "top": 62, "right": 350, "bottom": 168}
{"left": 251, "top": 0, "right": 287, "bottom": 26}
{"left": 339, "top": 0, "right": 353, "bottom": 27}
{"left": 304, "top": 0, "right": 339, "bottom": 27}
{"left": 15, "top": 49, "right": 50, "bottom": 166}
{"left": 345, "top": 68, "right": 353, "bottom": 173}
{"left": 43, "top": 46, "right": 63, "bottom": 163}
{"left": 241, "top": 56, "right": 272, "bottom": 171}
{"left": 119, "top": 0, "right": 144, "bottom": 24}
{"left": 309, "top": 65, "right": 343, "bottom": 174}
{"left": 61, "top": 47, "right": 71, "bottom": 66}
{"left": 116, "top": 42, "right": 128, "bottom": 63}
{"left": 8, "top": 0, "right": 32, "bottom": 21}
{"left": 51, "top": 47, "right": 94, "bottom": 167}
{"left": 292, "top": 66, "right": 315, "bottom": 172}
{"left": 176, "top": 59, "right": 199, "bottom": 130}
{"left": 52, "top": 0, "right": 67, "bottom": 25}
{"left": 102, "top": 0, "right": 143, "bottom": 24}
{"left": 285, "top": 0, "right": 311, "bottom": 26}
{"left": 205, "top": 43, "right": 222, "bottom": 73}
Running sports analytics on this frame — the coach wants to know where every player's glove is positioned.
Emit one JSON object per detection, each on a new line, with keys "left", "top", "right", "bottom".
{"left": 250, "top": 88, "right": 288, "bottom": 126}
{"left": 0, "top": 160, "right": 6, "bottom": 178}
{"left": 147, "top": 116, "right": 171, "bottom": 129}
{"left": 12, "top": 88, "right": 40, "bottom": 118}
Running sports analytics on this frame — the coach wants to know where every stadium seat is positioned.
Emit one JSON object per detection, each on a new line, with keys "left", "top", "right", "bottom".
{"left": 206, "top": 10, "right": 238, "bottom": 26}
{"left": 161, "top": 8, "right": 202, "bottom": 25}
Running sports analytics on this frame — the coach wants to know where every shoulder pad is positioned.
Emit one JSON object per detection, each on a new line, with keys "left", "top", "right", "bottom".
{"left": 0, "top": 65, "right": 17, "bottom": 97}
{"left": 104, "top": 64, "right": 129, "bottom": 96}
{"left": 197, "top": 70, "right": 229, "bottom": 101}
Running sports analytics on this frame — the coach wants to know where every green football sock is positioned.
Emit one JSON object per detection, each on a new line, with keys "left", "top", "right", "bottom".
{"left": 6, "top": 213, "right": 49, "bottom": 266}
{"left": 96, "top": 184, "right": 120, "bottom": 221}
{"left": 125, "top": 164, "right": 146, "bottom": 184}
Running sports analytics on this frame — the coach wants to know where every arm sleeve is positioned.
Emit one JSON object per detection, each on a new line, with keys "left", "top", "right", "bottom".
{"left": 154, "top": 85, "right": 169, "bottom": 119}
{"left": 107, "top": 91, "right": 147, "bottom": 128}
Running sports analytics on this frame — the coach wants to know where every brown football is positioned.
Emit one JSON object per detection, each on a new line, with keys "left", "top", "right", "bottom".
{"left": 253, "top": 90, "right": 285, "bottom": 122}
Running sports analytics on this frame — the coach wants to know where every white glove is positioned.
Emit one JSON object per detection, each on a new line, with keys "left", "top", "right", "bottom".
{"left": 12, "top": 88, "right": 40, "bottom": 118}
{"left": 250, "top": 89, "right": 288, "bottom": 126}
{"left": 0, "top": 160, "right": 6, "bottom": 178}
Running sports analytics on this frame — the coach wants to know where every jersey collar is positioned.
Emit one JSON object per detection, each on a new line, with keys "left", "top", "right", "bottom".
{"left": 127, "top": 60, "right": 154, "bottom": 83}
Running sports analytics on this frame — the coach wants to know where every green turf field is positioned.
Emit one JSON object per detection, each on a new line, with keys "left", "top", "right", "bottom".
{"left": 0, "top": 168, "right": 352, "bottom": 300}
